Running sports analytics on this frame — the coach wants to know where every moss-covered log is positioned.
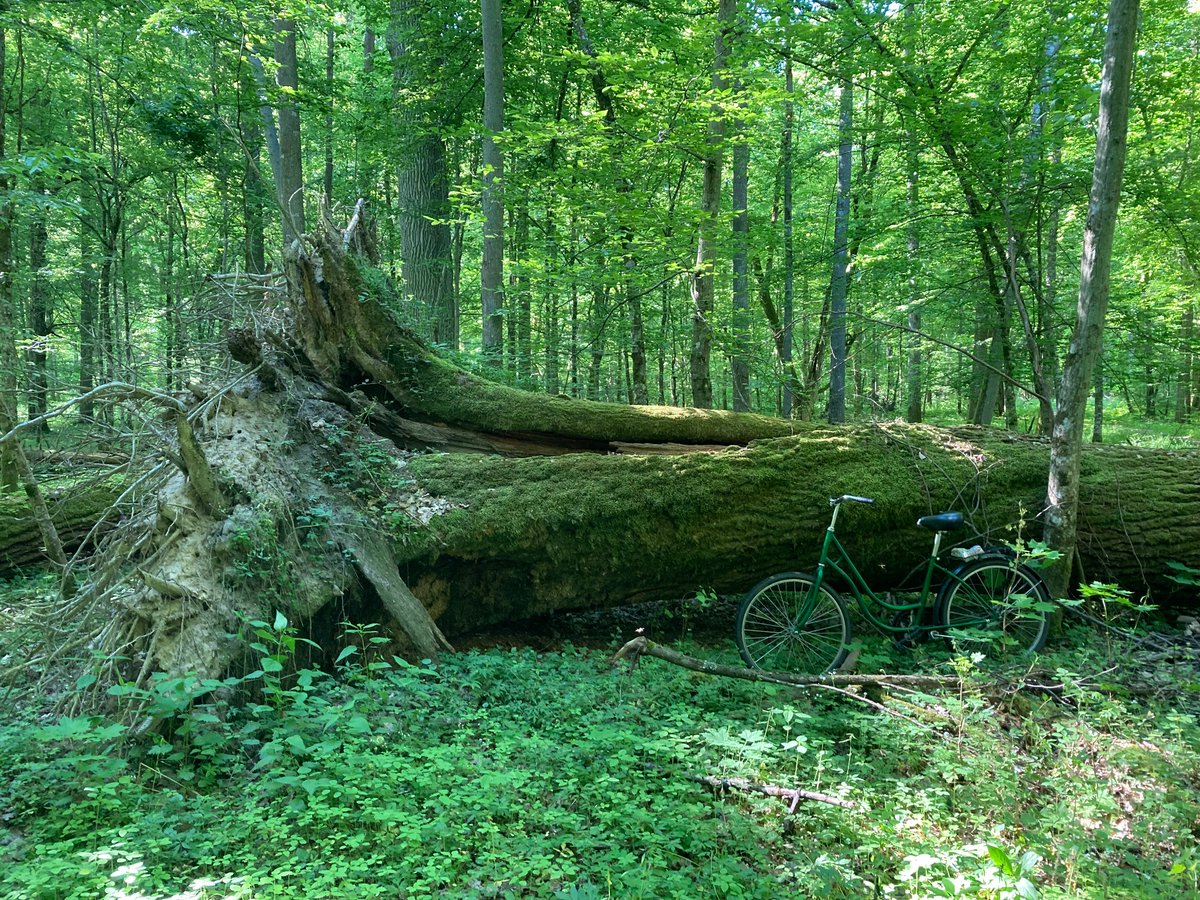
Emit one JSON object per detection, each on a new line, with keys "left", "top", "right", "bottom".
{"left": 0, "top": 478, "right": 123, "bottom": 574}
{"left": 393, "top": 424, "right": 1200, "bottom": 634}
{"left": 285, "top": 240, "right": 803, "bottom": 451}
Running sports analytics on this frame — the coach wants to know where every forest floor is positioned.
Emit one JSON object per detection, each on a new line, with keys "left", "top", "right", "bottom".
{"left": 1, "top": 572, "right": 1199, "bottom": 899}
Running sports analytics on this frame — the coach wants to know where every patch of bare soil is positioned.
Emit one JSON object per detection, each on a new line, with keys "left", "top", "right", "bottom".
{"left": 453, "top": 593, "right": 740, "bottom": 652}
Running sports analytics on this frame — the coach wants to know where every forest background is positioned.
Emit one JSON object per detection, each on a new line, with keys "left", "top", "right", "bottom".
{"left": 0, "top": 0, "right": 1197, "bottom": 445}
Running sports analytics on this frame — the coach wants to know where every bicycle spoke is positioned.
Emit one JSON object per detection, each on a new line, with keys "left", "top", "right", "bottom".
{"left": 736, "top": 575, "right": 850, "bottom": 675}
{"left": 938, "top": 560, "right": 1050, "bottom": 656}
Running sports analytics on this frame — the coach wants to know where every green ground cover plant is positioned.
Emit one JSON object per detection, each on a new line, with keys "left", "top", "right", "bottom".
{"left": 0, "top": 583, "right": 1197, "bottom": 899}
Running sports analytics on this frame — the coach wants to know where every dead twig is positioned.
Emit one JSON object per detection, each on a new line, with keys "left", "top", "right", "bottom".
{"left": 683, "top": 771, "right": 861, "bottom": 811}
{"left": 611, "top": 635, "right": 962, "bottom": 691}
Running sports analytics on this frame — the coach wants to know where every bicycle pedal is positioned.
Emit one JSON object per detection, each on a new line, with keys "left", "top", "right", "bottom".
{"left": 893, "top": 629, "right": 930, "bottom": 651}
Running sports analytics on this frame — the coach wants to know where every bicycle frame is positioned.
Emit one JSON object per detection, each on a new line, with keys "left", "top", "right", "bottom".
{"left": 809, "top": 501, "right": 958, "bottom": 634}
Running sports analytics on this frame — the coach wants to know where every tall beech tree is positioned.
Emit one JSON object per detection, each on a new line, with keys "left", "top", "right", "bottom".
{"left": 480, "top": 0, "right": 505, "bottom": 362}
{"left": 1044, "top": 0, "right": 1141, "bottom": 598}
{"left": 827, "top": 73, "right": 853, "bottom": 425}
{"left": 690, "top": 0, "right": 736, "bottom": 410}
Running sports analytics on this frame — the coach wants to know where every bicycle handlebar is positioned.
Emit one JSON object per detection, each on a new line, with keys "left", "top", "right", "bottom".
{"left": 829, "top": 494, "right": 875, "bottom": 506}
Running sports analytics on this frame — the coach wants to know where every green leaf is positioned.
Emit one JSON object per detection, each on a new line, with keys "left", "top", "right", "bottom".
{"left": 987, "top": 845, "right": 1013, "bottom": 875}
{"left": 261, "top": 657, "right": 284, "bottom": 673}
{"left": 273, "top": 610, "right": 289, "bottom": 632}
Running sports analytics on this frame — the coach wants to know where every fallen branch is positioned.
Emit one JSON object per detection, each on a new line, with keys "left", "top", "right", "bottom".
{"left": 682, "top": 771, "right": 861, "bottom": 811}
{"left": 610, "top": 636, "right": 962, "bottom": 691}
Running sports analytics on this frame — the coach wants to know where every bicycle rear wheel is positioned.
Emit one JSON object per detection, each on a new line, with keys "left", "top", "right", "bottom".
{"left": 936, "top": 558, "right": 1051, "bottom": 655}
{"left": 735, "top": 573, "right": 851, "bottom": 675}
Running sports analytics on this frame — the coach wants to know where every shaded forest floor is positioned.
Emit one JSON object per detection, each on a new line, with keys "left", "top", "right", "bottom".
{"left": 2, "top": 573, "right": 1199, "bottom": 898}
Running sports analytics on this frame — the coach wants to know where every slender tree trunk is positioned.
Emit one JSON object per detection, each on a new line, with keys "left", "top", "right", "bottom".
{"left": 27, "top": 203, "right": 49, "bottom": 430}
{"left": 0, "top": 26, "right": 17, "bottom": 490}
{"left": 480, "top": 0, "right": 505, "bottom": 363}
{"left": 904, "top": 111, "right": 922, "bottom": 421}
{"left": 690, "top": 0, "right": 735, "bottom": 410}
{"left": 1093, "top": 362, "right": 1104, "bottom": 443}
{"left": 241, "top": 115, "right": 268, "bottom": 274}
{"left": 1176, "top": 305, "right": 1193, "bottom": 422}
{"left": 827, "top": 75, "right": 853, "bottom": 424}
{"left": 274, "top": 18, "right": 306, "bottom": 245}
{"left": 731, "top": 104, "right": 751, "bottom": 413}
{"left": 627, "top": 259, "right": 647, "bottom": 404}
{"left": 782, "top": 52, "right": 795, "bottom": 419}
{"left": 164, "top": 188, "right": 176, "bottom": 389}
{"left": 1044, "top": 0, "right": 1139, "bottom": 599}
{"left": 515, "top": 210, "right": 531, "bottom": 383}
{"left": 78, "top": 207, "right": 97, "bottom": 421}
{"left": 1043, "top": 146, "right": 1062, "bottom": 396}
{"left": 587, "top": 282, "right": 608, "bottom": 401}
{"left": 248, "top": 52, "right": 284, "bottom": 245}
{"left": 324, "top": 24, "right": 335, "bottom": 205}
{"left": 568, "top": 212, "right": 580, "bottom": 397}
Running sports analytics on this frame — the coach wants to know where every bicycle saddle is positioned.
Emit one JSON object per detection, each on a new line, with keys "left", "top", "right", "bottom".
{"left": 916, "top": 512, "right": 964, "bottom": 532}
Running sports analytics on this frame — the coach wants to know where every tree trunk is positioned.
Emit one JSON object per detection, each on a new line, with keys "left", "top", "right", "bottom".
{"left": 27, "top": 200, "right": 50, "bottom": 430}
{"left": 324, "top": 25, "right": 335, "bottom": 205}
{"left": 480, "top": 0, "right": 505, "bottom": 362}
{"left": 0, "top": 25, "right": 16, "bottom": 491}
{"left": 389, "top": 1, "right": 457, "bottom": 347}
{"left": 904, "top": 125, "right": 922, "bottom": 423}
{"left": 273, "top": 18, "right": 306, "bottom": 245}
{"left": 781, "top": 51, "right": 795, "bottom": 419}
{"left": 240, "top": 92, "right": 268, "bottom": 275}
{"left": 690, "top": 0, "right": 735, "bottom": 410}
{"left": 78, "top": 208, "right": 98, "bottom": 420}
{"left": 731, "top": 106, "right": 751, "bottom": 413}
{"left": 1176, "top": 305, "right": 1193, "bottom": 423}
{"left": 1044, "top": 0, "right": 1139, "bottom": 599}
{"left": 827, "top": 74, "right": 852, "bottom": 424}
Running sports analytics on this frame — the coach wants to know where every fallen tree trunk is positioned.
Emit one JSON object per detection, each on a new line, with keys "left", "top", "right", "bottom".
{"left": 398, "top": 422, "right": 1200, "bottom": 633}
{"left": 32, "top": 232, "right": 1200, "bottom": 684}
{"left": 0, "top": 477, "right": 124, "bottom": 574}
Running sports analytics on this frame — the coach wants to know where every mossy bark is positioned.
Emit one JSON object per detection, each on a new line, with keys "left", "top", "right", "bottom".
{"left": 394, "top": 424, "right": 1199, "bottom": 634}
{"left": 287, "top": 237, "right": 803, "bottom": 450}
{"left": 0, "top": 477, "right": 122, "bottom": 573}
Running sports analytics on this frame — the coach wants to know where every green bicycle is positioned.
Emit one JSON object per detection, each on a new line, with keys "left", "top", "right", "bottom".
{"left": 735, "top": 494, "right": 1052, "bottom": 674}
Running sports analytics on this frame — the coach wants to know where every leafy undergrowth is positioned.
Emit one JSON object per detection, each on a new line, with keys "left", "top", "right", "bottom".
{"left": 0, "top": 607, "right": 1198, "bottom": 898}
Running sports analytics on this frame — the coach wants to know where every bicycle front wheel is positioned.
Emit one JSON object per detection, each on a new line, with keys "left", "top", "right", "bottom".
{"left": 735, "top": 573, "right": 851, "bottom": 675}
{"left": 936, "top": 558, "right": 1051, "bottom": 655}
